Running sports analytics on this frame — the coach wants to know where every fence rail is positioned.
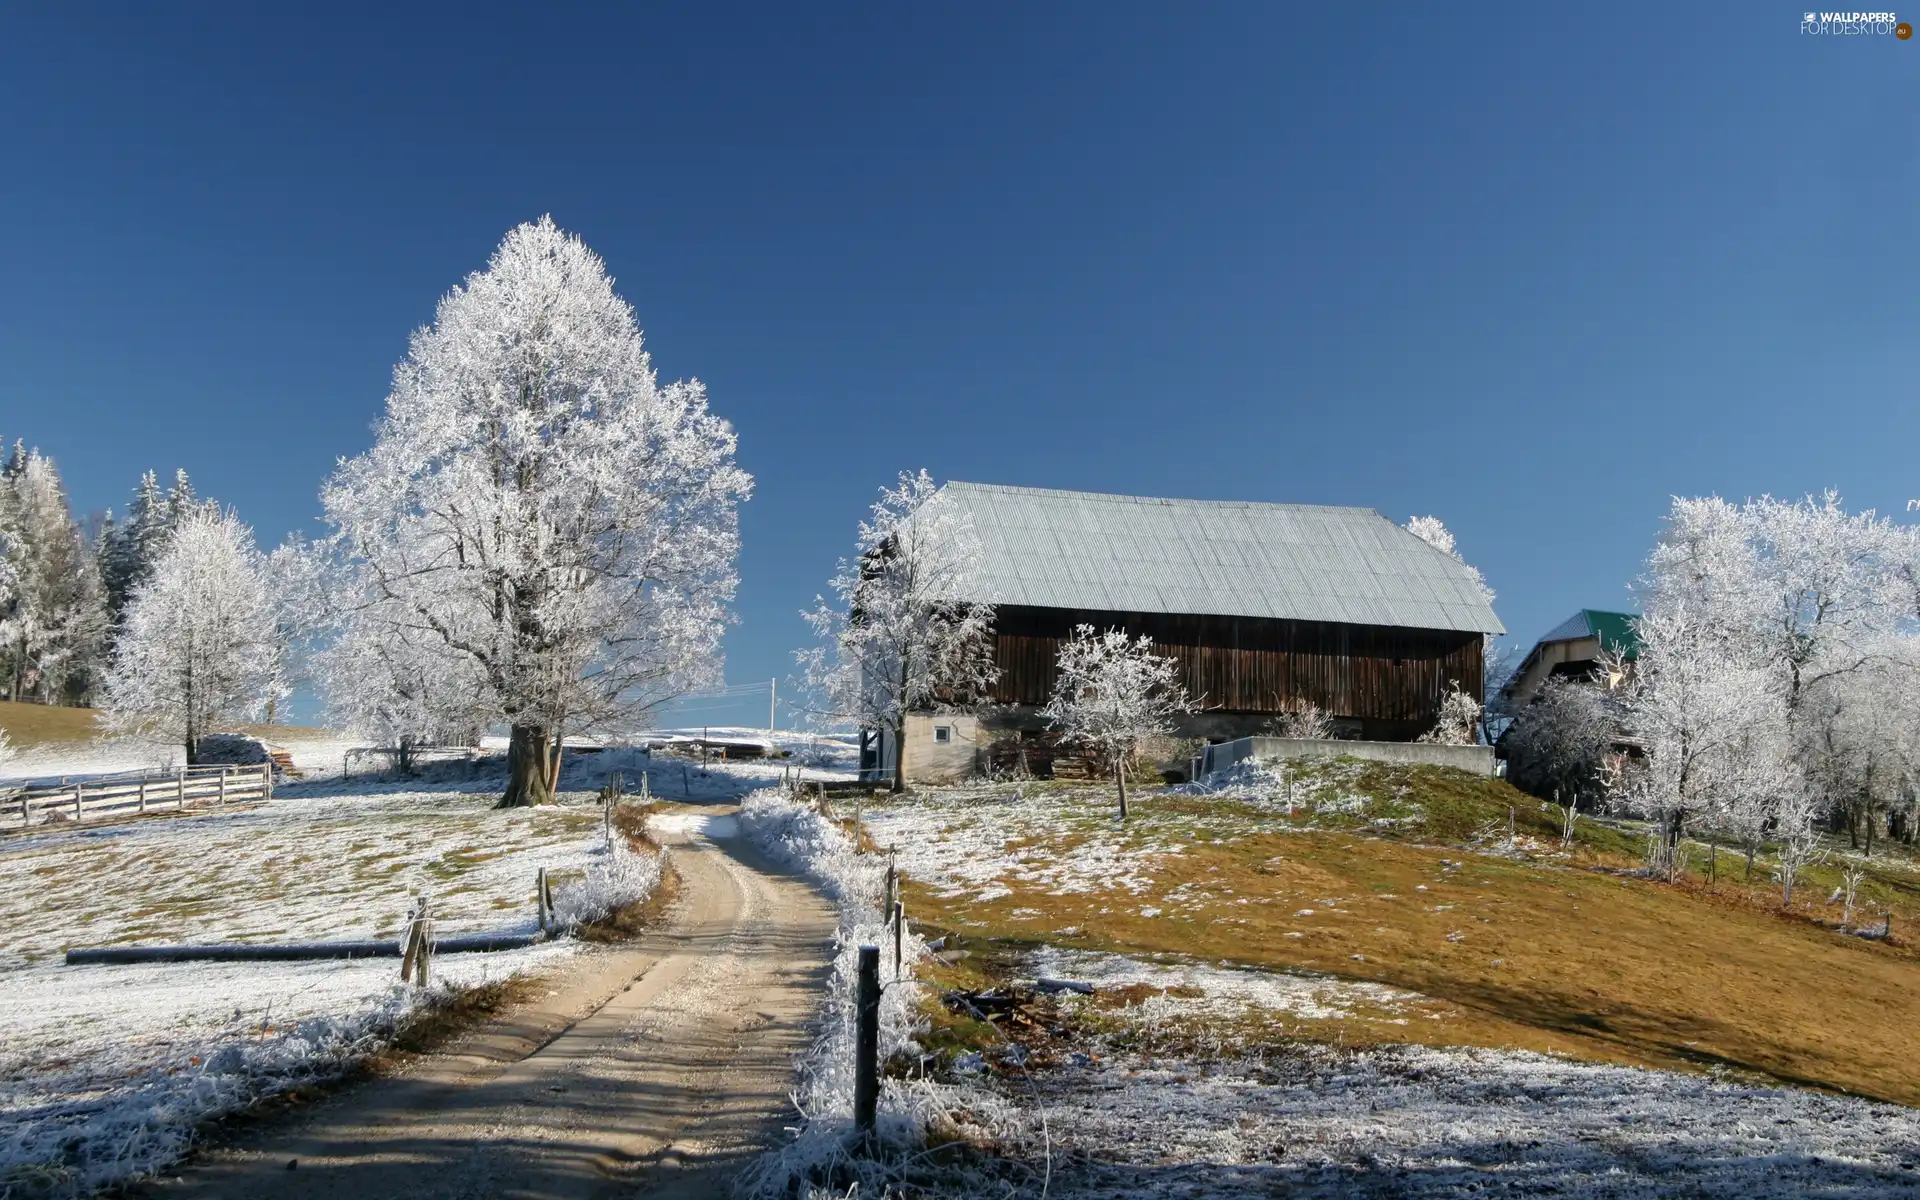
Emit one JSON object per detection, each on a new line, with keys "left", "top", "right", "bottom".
{"left": 6, "top": 763, "right": 273, "bottom": 828}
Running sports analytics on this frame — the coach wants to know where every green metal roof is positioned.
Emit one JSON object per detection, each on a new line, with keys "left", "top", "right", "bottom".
{"left": 1581, "top": 610, "right": 1640, "bottom": 659}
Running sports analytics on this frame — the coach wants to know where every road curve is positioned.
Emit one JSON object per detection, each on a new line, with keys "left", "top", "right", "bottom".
{"left": 153, "top": 806, "right": 835, "bottom": 1200}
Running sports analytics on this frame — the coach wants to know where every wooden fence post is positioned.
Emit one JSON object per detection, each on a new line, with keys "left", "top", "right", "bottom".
{"left": 854, "top": 945, "right": 880, "bottom": 1139}
{"left": 137, "top": 778, "right": 147, "bottom": 813}
{"left": 177, "top": 766, "right": 186, "bottom": 810}
{"left": 74, "top": 782, "right": 84, "bottom": 821}
{"left": 536, "top": 868, "right": 551, "bottom": 935}
{"left": 893, "top": 900, "right": 904, "bottom": 979}
{"left": 217, "top": 768, "right": 228, "bottom": 806}
{"left": 263, "top": 762, "right": 273, "bottom": 802}
{"left": 414, "top": 898, "right": 432, "bottom": 986}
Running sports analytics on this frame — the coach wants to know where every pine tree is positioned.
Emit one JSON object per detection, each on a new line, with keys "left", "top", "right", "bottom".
{"left": 163, "top": 468, "right": 199, "bottom": 532}
{"left": 100, "top": 469, "right": 171, "bottom": 636}
{"left": 0, "top": 449, "right": 107, "bottom": 704}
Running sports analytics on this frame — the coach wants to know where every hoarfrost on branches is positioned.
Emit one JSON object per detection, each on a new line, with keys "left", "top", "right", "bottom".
{"left": 315, "top": 217, "right": 750, "bottom": 806}
{"left": 1405, "top": 514, "right": 1504, "bottom": 741}
{"left": 101, "top": 507, "right": 285, "bottom": 764}
{"left": 1503, "top": 677, "right": 1616, "bottom": 812}
{"left": 799, "top": 470, "right": 998, "bottom": 790}
{"left": 0, "top": 446, "right": 107, "bottom": 705}
{"left": 1268, "top": 701, "right": 1334, "bottom": 740}
{"left": 1044, "top": 624, "right": 1193, "bottom": 819}
{"left": 1416, "top": 680, "right": 1482, "bottom": 746}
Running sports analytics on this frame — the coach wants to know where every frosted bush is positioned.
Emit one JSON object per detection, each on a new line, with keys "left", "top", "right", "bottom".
{"left": 549, "top": 839, "right": 663, "bottom": 931}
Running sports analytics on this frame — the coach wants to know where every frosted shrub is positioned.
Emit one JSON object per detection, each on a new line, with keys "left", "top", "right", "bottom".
{"left": 549, "top": 839, "right": 663, "bottom": 931}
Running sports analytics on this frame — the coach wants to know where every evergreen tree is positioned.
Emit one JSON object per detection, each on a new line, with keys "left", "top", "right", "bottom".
{"left": 100, "top": 469, "right": 171, "bottom": 636}
{"left": 0, "top": 449, "right": 107, "bottom": 704}
{"left": 163, "top": 468, "right": 203, "bottom": 532}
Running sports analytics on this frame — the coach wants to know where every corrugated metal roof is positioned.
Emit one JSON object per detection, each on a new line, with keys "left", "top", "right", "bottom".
{"left": 936, "top": 482, "right": 1505, "bottom": 635}
{"left": 1535, "top": 609, "right": 1640, "bottom": 659}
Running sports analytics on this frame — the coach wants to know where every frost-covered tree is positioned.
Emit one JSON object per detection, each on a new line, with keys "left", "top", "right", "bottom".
{"left": 800, "top": 470, "right": 998, "bottom": 792}
{"left": 319, "top": 217, "right": 750, "bottom": 807}
{"left": 1797, "top": 641, "right": 1920, "bottom": 854}
{"left": 163, "top": 468, "right": 207, "bottom": 532}
{"left": 1648, "top": 493, "right": 1903, "bottom": 724}
{"left": 314, "top": 615, "right": 492, "bottom": 770}
{"left": 1503, "top": 677, "right": 1616, "bottom": 811}
{"left": 103, "top": 508, "right": 285, "bottom": 763}
{"left": 1607, "top": 601, "right": 1783, "bottom": 879}
{"left": 0, "top": 449, "right": 107, "bottom": 704}
{"left": 1406, "top": 514, "right": 1504, "bottom": 742}
{"left": 99, "top": 470, "right": 173, "bottom": 636}
{"left": 1043, "top": 624, "right": 1192, "bottom": 819}
{"left": 1771, "top": 783, "right": 1826, "bottom": 907}
{"left": 1631, "top": 492, "right": 1915, "bottom": 866}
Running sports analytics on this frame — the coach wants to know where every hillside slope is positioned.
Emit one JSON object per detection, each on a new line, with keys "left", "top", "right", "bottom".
{"left": 867, "top": 758, "right": 1920, "bottom": 1106}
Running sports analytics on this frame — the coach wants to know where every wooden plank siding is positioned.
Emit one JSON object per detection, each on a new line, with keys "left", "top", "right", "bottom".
{"left": 990, "top": 605, "right": 1482, "bottom": 724}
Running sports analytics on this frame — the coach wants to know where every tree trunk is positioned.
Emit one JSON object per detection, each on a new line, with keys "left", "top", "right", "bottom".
{"left": 1114, "top": 758, "right": 1129, "bottom": 821}
{"left": 547, "top": 738, "right": 565, "bottom": 794}
{"left": 890, "top": 716, "right": 906, "bottom": 793}
{"left": 500, "top": 724, "right": 555, "bottom": 808}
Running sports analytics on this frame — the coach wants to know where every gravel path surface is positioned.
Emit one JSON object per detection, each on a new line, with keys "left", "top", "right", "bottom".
{"left": 147, "top": 805, "right": 835, "bottom": 1200}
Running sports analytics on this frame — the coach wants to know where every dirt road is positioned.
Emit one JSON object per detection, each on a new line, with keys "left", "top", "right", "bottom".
{"left": 155, "top": 808, "right": 834, "bottom": 1199}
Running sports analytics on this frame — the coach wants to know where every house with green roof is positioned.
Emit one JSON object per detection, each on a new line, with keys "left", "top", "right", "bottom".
{"left": 1499, "top": 609, "right": 1640, "bottom": 711}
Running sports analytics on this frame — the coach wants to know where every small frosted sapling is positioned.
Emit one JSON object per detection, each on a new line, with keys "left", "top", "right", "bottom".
{"left": 1043, "top": 624, "right": 1193, "bottom": 820}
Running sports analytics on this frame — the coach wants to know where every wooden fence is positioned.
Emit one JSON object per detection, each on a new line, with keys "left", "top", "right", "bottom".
{"left": 6, "top": 763, "right": 273, "bottom": 829}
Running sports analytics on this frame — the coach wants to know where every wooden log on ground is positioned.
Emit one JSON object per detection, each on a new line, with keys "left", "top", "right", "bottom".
{"left": 64, "top": 930, "right": 543, "bottom": 966}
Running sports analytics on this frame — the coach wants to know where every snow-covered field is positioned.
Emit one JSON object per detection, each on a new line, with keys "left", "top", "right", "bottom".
{"left": 0, "top": 770, "right": 657, "bottom": 1197}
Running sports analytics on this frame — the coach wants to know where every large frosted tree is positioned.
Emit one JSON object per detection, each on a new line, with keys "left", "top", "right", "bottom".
{"left": 103, "top": 508, "right": 285, "bottom": 763}
{"left": 319, "top": 217, "right": 751, "bottom": 807}
{"left": 800, "top": 470, "right": 998, "bottom": 791}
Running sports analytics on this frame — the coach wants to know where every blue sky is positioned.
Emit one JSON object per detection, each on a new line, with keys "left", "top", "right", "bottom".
{"left": 2, "top": 4, "right": 1916, "bottom": 728}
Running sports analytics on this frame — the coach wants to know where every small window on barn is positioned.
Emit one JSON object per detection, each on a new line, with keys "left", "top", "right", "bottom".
{"left": 933, "top": 725, "right": 953, "bottom": 744}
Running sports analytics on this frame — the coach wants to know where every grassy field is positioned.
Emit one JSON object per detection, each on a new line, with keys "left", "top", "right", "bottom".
{"left": 874, "top": 759, "right": 1920, "bottom": 1106}
{"left": 0, "top": 699, "right": 326, "bottom": 749}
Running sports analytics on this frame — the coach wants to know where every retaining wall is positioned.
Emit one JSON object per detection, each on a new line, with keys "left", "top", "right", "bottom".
{"left": 1200, "top": 736, "right": 1494, "bottom": 778}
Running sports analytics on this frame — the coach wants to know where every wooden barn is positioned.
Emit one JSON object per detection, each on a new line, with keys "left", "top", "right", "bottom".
{"left": 870, "top": 482, "right": 1505, "bottom": 783}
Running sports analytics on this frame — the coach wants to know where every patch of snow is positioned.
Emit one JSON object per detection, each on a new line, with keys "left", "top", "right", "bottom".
{"left": 1003, "top": 1043, "right": 1920, "bottom": 1198}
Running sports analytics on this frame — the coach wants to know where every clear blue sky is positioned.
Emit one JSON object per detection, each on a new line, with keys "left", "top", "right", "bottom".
{"left": 2, "top": 4, "right": 1915, "bottom": 728}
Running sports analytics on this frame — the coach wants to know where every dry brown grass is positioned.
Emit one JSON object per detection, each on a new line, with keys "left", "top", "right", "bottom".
{"left": 0, "top": 699, "right": 327, "bottom": 750}
{"left": 0, "top": 700, "right": 106, "bottom": 747}
{"left": 901, "top": 771, "right": 1920, "bottom": 1106}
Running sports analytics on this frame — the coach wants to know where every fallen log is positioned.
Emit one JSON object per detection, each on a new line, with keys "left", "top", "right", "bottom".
{"left": 1034, "top": 977, "right": 1096, "bottom": 996}
{"left": 65, "top": 931, "right": 543, "bottom": 966}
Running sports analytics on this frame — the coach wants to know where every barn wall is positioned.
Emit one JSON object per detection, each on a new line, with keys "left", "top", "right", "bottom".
{"left": 990, "top": 605, "right": 1483, "bottom": 729}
